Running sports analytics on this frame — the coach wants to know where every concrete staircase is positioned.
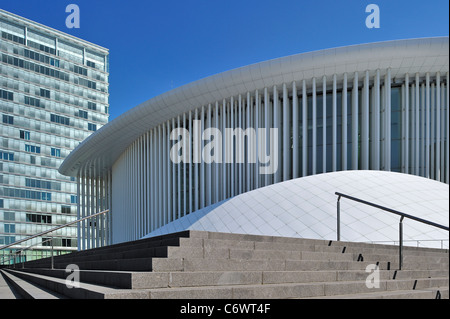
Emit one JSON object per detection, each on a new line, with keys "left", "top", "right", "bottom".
{"left": 0, "top": 231, "right": 448, "bottom": 299}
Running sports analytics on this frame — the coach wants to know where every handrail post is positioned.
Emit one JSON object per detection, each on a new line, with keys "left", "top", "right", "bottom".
{"left": 399, "top": 216, "right": 405, "bottom": 270}
{"left": 337, "top": 195, "right": 341, "bottom": 241}
{"left": 50, "top": 236, "right": 54, "bottom": 270}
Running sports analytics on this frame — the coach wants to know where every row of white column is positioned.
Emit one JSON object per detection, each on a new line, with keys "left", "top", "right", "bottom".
{"left": 77, "top": 164, "right": 111, "bottom": 250}
{"left": 105, "top": 70, "right": 448, "bottom": 244}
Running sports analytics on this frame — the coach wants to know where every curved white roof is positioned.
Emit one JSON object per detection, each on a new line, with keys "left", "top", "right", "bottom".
{"left": 144, "top": 171, "right": 449, "bottom": 248}
{"left": 59, "top": 37, "right": 449, "bottom": 177}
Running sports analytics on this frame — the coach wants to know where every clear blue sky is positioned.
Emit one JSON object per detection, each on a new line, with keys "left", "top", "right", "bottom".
{"left": 1, "top": 0, "right": 448, "bottom": 120}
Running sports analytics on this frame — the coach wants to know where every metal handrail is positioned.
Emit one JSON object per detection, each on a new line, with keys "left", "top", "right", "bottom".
{"left": 0, "top": 238, "right": 53, "bottom": 267}
{"left": 0, "top": 209, "right": 109, "bottom": 268}
{"left": 335, "top": 192, "right": 449, "bottom": 270}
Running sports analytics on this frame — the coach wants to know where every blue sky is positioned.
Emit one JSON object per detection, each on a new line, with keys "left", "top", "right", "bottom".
{"left": 1, "top": 0, "right": 448, "bottom": 120}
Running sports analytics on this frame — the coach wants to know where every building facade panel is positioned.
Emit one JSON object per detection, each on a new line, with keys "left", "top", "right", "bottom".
{"left": 0, "top": 9, "right": 109, "bottom": 262}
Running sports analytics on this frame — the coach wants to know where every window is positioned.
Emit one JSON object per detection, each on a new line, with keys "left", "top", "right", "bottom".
{"left": 79, "top": 78, "right": 96, "bottom": 90}
{"left": 0, "top": 236, "right": 16, "bottom": 245}
{"left": 86, "top": 60, "right": 96, "bottom": 68}
{"left": 87, "top": 102, "right": 97, "bottom": 110}
{"left": 70, "top": 195, "right": 77, "bottom": 204}
{"left": 88, "top": 123, "right": 97, "bottom": 131}
{"left": 4, "top": 224, "right": 15, "bottom": 234}
{"left": 25, "top": 144, "right": 41, "bottom": 154}
{"left": 2, "top": 115, "right": 14, "bottom": 125}
{"left": 24, "top": 96, "right": 42, "bottom": 108}
{"left": 0, "top": 89, "right": 14, "bottom": 101}
{"left": 1, "top": 31, "right": 25, "bottom": 45}
{"left": 26, "top": 178, "right": 61, "bottom": 191}
{"left": 24, "top": 49, "right": 60, "bottom": 68}
{"left": 77, "top": 110, "right": 88, "bottom": 119}
{"left": 0, "top": 151, "right": 14, "bottom": 161}
{"left": 20, "top": 130, "right": 31, "bottom": 140}
{"left": 51, "top": 148, "right": 61, "bottom": 157}
{"left": 40, "top": 88, "right": 50, "bottom": 98}
{"left": 61, "top": 206, "right": 71, "bottom": 214}
{"left": 74, "top": 65, "right": 88, "bottom": 76}
{"left": 62, "top": 239, "right": 72, "bottom": 247}
{"left": 2, "top": 53, "right": 69, "bottom": 84}
{"left": 27, "top": 40, "right": 56, "bottom": 55}
{"left": 2, "top": 187, "right": 51, "bottom": 201}
{"left": 26, "top": 213, "right": 52, "bottom": 224}
{"left": 3, "top": 212, "right": 15, "bottom": 221}
{"left": 0, "top": 199, "right": 3, "bottom": 208}
{"left": 20, "top": 130, "right": 30, "bottom": 140}
{"left": 50, "top": 114, "right": 70, "bottom": 126}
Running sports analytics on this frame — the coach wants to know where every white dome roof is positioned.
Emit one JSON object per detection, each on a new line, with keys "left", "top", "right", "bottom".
{"left": 144, "top": 171, "right": 449, "bottom": 248}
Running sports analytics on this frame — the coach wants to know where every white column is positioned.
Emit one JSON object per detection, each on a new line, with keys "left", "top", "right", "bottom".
{"left": 273, "top": 86, "right": 281, "bottom": 183}
{"left": 168, "top": 121, "right": 173, "bottom": 222}
{"left": 421, "top": 83, "right": 425, "bottom": 177}
{"left": 214, "top": 103, "right": 219, "bottom": 202}
{"left": 206, "top": 104, "right": 212, "bottom": 205}
{"left": 374, "top": 70, "right": 381, "bottom": 171}
{"left": 177, "top": 115, "right": 182, "bottom": 218}
{"left": 246, "top": 93, "right": 251, "bottom": 190}
{"left": 162, "top": 123, "right": 167, "bottom": 225}
{"left": 322, "top": 76, "right": 327, "bottom": 173}
{"left": 283, "top": 83, "right": 289, "bottom": 180}
{"left": 446, "top": 72, "right": 449, "bottom": 184}
{"left": 193, "top": 109, "right": 200, "bottom": 210}
{"left": 292, "top": 82, "right": 299, "bottom": 178}
{"left": 238, "top": 95, "right": 244, "bottom": 192}
{"left": 200, "top": 106, "right": 205, "bottom": 207}
{"left": 302, "top": 80, "right": 308, "bottom": 176}
{"left": 385, "top": 69, "right": 392, "bottom": 171}
{"left": 425, "top": 73, "right": 430, "bottom": 178}
{"left": 404, "top": 74, "right": 410, "bottom": 174}
{"left": 255, "top": 92, "right": 260, "bottom": 188}
{"left": 362, "top": 71, "right": 370, "bottom": 170}
{"left": 436, "top": 73, "right": 441, "bottom": 181}
{"left": 415, "top": 74, "right": 420, "bottom": 176}
{"left": 352, "top": 72, "right": 359, "bottom": 170}
{"left": 342, "top": 73, "right": 348, "bottom": 171}
{"left": 312, "top": 78, "right": 317, "bottom": 175}
{"left": 332, "top": 74, "right": 337, "bottom": 172}
{"left": 230, "top": 97, "right": 235, "bottom": 195}
{"left": 264, "top": 88, "right": 270, "bottom": 186}
{"left": 441, "top": 81, "right": 446, "bottom": 182}
{"left": 188, "top": 111, "right": 193, "bottom": 213}
{"left": 76, "top": 174, "right": 81, "bottom": 250}
{"left": 431, "top": 82, "right": 435, "bottom": 180}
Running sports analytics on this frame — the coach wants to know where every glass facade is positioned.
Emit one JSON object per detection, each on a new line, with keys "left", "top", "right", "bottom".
{"left": 0, "top": 9, "right": 109, "bottom": 264}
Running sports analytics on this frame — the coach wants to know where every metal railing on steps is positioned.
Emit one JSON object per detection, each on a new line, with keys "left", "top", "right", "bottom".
{"left": 0, "top": 209, "right": 109, "bottom": 269}
{"left": 335, "top": 192, "right": 449, "bottom": 270}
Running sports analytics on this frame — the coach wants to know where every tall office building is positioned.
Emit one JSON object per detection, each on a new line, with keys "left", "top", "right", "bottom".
{"left": 0, "top": 9, "right": 109, "bottom": 263}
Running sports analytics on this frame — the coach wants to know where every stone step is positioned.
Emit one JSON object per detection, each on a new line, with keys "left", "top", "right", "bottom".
{"left": 16, "top": 266, "right": 449, "bottom": 290}
{"left": 4, "top": 231, "right": 448, "bottom": 299}
{"left": 145, "top": 277, "right": 449, "bottom": 299}
{"left": 0, "top": 269, "right": 65, "bottom": 299}
{"left": 20, "top": 230, "right": 448, "bottom": 270}
{"left": 3, "top": 269, "right": 147, "bottom": 299}
{"left": 0, "top": 270, "right": 21, "bottom": 299}
{"left": 303, "top": 287, "right": 449, "bottom": 299}
{"left": 6, "top": 266, "right": 448, "bottom": 299}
